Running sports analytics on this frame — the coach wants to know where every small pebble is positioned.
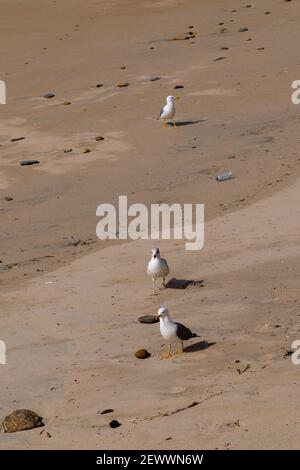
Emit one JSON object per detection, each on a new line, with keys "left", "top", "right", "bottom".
{"left": 135, "top": 349, "right": 151, "bottom": 359}
{"left": 11, "top": 137, "right": 25, "bottom": 142}
{"left": 20, "top": 160, "right": 40, "bottom": 166}
{"left": 101, "top": 409, "right": 114, "bottom": 415}
{"left": 149, "top": 77, "right": 160, "bottom": 82}
{"left": 63, "top": 101, "right": 71, "bottom": 105}
{"left": 95, "top": 136, "right": 104, "bottom": 141}
{"left": 109, "top": 420, "right": 121, "bottom": 429}
{"left": 173, "top": 85, "right": 184, "bottom": 89}
{"left": 43, "top": 93, "right": 55, "bottom": 99}
{"left": 80, "top": 148, "right": 91, "bottom": 154}
{"left": 4, "top": 196, "right": 13, "bottom": 201}
{"left": 238, "top": 27, "right": 249, "bottom": 32}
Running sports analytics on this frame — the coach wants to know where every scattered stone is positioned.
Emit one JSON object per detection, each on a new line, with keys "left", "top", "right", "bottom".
{"left": 220, "top": 28, "right": 227, "bottom": 33}
{"left": 43, "top": 93, "right": 55, "bottom": 99}
{"left": 63, "top": 148, "right": 73, "bottom": 153}
{"left": 265, "top": 11, "right": 271, "bottom": 14}
{"left": 120, "top": 66, "right": 126, "bottom": 70}
{"left": 80, "top": 148, "right": 91, "bottom": 154}
{"left": 3, "top": 410, "right": 44, "bottom": 433}
{"left": 170, "top": 35, "right": 190, "bottom": 41}
{"left": 4, "top": 196, "right": 13, "bottom": 201}
{"left": 214, "top": 57, "right": 226, "bottom": 61}
{"left": 238, "top": 27, "right": 249, "bottom": 32}
{"left": 188, "top": 26, "right": 194, "bottom": 28}
{"left": 257, "top": 47, "right": 265, "bottom": 50}
{"left": 149, "top": 77, "right": 160, "bottom": 82}
{"left": 11, "top": 137, "right": 25, "bottom": 142}
{"left": 95, "top": 136, "right": 104, "bottom": 141}
{"left": 101, "top": 409, "right": 114, "bottom": 415}
{"left": 173, "top": 85, "right": 184, "bottom": 89}
{"left": 96, "top": 84, "right": 103, "bottom": 88}
{"left": 135, "top": 349, "right": 151, "bottom": 359}
{"left": 116, "top": 82, "right": 129, "bottom": 88}
{"left": 63, "top": 101, "right": 71, "bottom": 105}
{"left": 20, "top": 160, "right": 40, "bottom": 166}
{"left": 221, "top": 46, "right": 229, "bottom": 50}
{"left": 109, "top": 420, "right": 121, "bottom": 429}
{"left": 138, "top": 315, "right": 159, "bottom": 324}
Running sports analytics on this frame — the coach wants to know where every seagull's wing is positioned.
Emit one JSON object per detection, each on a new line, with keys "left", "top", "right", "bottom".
{"left": 159, "top": 104, "right": 165, "bottom": 118}
{"left": 161, "top": 257, "right": 170, "bottom": 274}
{"left": 175, "top": 322, "right": 198, "bottom": 341}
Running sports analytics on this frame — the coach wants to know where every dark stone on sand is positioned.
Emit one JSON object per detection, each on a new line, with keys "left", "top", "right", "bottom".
{"left": 221, "top": 47, "right": 229, "bottom": 50}
{"left": 63, "top": 148, "right": 73, "bottom": 153}
{"left": 95, "top": 136, "right": 104, "bottom": 141}
{"left": 174, "top": 85, "right": 184, "bottom": 89}
{"left": 101, "top": 409, "right": 114, "bottom": 415}
{"left": 109, "top": 420, "right": 121, "bottom": 429}
{"left": 20, "top": 160, "right": 40, "bottom": 166}
{"left": 135, "top": 349, "right": 151, "bottom": 359}
{"left": 3, "top": 410, "right": 44, "bottom": 433}
{"left": 11, "top": 137, "right": 25, "bottom": 142}
{"left": 43, "top": 93, "right": 55, "bottom": 99}
{"left": 138, "top": 315, "right": 159, "bottom": 324}
{"left": 214, "top": 57, "right": 226, "bottom": 61}
{"left": 238, "top": 27, "right": 249, "bottom": 32}
{"left": 149, "top": 76, "right": 160, "bottom": 81}
{"left": 96, "top": 84, "right": 103, "bottom": 88}
{"left": 4, "top": 196, "right": 13, "bottom": 201}
{"left": 63, "top": 101, "right": 71, "bottom": 105}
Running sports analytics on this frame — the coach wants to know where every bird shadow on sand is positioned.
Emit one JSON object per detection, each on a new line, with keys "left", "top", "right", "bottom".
{"left": 165, "top": 278, "right": 204, "bottom": 290}
{"left": 174, "top": 119, "right": 206, "bottom": 127}
{"left": 184, "top": 340, "right": 216, "bottom": 353}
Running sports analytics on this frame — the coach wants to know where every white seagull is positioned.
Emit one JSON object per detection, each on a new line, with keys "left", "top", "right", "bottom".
{"left": 156, "top": 306, "right": 199, "bottom": 359}
{"left": 147, "top": 247, "right": 169, "bottom": 295}
{"left": 159, "top": 95, "right": 179, "bottom": 128}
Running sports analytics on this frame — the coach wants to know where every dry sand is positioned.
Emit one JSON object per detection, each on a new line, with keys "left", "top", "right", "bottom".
{"left": 1, "top": 0, "right": 300, "bottom": 449}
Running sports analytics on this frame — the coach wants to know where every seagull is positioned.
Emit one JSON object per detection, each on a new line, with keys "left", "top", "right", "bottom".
{"left": 159, "top": 95, "right": 179, "bottom": 128}
{"left": 147, "top": 247, "right": 169, "bottom": 295}
{"left": 156, "top": 306, "right": 199, "bottom": 359}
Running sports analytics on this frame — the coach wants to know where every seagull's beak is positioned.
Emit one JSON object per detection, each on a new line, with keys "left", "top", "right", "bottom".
{"left": 156, "top": 314, "right": 160, "bottom": 320}
{"left": 174, "top": 97, "right": 180, "bottom": 100}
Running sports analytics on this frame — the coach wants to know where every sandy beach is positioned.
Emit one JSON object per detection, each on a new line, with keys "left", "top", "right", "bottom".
{"left": 1, "top": 0, "right": 300, "bottom": 449}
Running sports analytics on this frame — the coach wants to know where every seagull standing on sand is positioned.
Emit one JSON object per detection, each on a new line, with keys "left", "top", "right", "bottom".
{"left": 156, "top": 307, "right": 199, "bottom": 359}
{"left": 159, "top": 95, "right": 179, "bottom": 128}
{"left": 147, "top": 247, "right": 169, "bottom": 295}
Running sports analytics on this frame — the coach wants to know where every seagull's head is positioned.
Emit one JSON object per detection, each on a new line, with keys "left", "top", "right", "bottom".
{"left": 166, "top": 95, "right": 179, "bottom": 103}
{"left": 152, "top": 247, "right": 160, "bottom": 259}
{"left": 157, "top": 306, "right": 169, "bottom": 320}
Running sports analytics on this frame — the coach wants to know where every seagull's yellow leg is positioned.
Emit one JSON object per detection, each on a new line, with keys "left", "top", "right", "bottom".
{"left": 172, "top": 120, "right": 177, "bottom": 128}
{"left": 163, "top": 120, "right": 167, "bottom": 128}
{"left": 152, "top": 278, "right": 156, "bottom": 295}
{"left": 176, "top": 341, "right": 184, "bottom": 355}
{"left": 162, "top": 343, "right": 172, "bottom": 359}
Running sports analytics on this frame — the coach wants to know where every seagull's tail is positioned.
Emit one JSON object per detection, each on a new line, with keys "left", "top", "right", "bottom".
{"left": 192, "top": 333, "right": 200, "bottom": 338}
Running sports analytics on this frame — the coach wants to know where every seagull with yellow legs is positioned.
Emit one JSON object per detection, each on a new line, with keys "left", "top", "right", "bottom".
{"left": 156, "top": 307, "right": 199, "bottom": 359}
{"left": 159, "top": 95, "right": 179, "bottom": 128}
